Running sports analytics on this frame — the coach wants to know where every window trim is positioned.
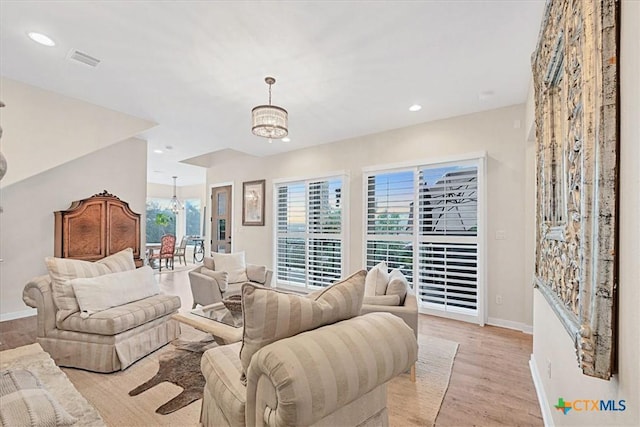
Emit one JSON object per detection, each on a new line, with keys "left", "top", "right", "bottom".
{"left": 362, "top": 153, "right": 486, "bottom": 325}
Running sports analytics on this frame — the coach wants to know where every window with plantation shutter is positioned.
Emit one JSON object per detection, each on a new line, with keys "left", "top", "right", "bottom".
{"left": 276, "top": 177, "right": 344, "bottom": 289}
{"left": 364, "top": 159, "right": 483, "bottom": 323}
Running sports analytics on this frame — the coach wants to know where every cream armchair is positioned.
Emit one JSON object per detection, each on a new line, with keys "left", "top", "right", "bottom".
{"left": 189, "top": 255, "right": 273, "bottom": 308}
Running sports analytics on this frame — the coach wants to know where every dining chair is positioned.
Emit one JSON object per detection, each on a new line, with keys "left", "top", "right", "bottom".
{"left": 149, "top": 234, "right": 176, "bottom": 271}
{"left": 174, "top": 236, "right": 188, "bottom": 266}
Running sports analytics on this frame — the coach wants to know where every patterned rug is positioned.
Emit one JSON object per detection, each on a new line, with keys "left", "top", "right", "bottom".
{"left": 128, "top": 337, "right": 217, "bottom": 414}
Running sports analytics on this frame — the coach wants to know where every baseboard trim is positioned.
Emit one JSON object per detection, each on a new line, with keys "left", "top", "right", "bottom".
{"left": 487, "top": 317, "right": 533, "bottom": 334}
{"left": 0, "top": 308, "right": 36, "bottom": 322}
{"left": 529, "top": 354, "right": 554, "bottom": 427}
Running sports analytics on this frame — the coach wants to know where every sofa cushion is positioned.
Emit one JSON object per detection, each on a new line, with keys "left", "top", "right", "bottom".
{"left": 71, "top": 266, "right": 159, "bottom": 318}
{"left": 0, "top": 369, "right": 77, "bottom": 427}
{"left": 200, "top": 268, "right": 229, "bottom": 292}
{"left": 363, "top": 294, "right": 401, "bottom": 306}
{"left": 240, "top": 270, "right": 366, "bottom": 379}
{"left": 57, "top": 294, "right": 181, "bottom": 335}
{"left": 201, "top": 342, "right": 246, "bottom": 427}
{"left": 211, "top": 252, "right": 248, "bottom": 284}
{"left": 45, "top": 248, "right": 137, "bottom": 322}
{"left": 246, "top": 264, "right": 267, "bottom": 284}
{"left": 95, "top": 247, "right": 136, "bottom": 273}
{"left": 385, "top": 269, "right": 408, "bottom": 304}
{"left": 364, "top": 261, "right": 389, "bottom": 296}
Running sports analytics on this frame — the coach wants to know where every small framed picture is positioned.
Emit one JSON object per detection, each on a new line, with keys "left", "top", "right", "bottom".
{"left": 242, "top": 179, "right": 265, "bottom": 226}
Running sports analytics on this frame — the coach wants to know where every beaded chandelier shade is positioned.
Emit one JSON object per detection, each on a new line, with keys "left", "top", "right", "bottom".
{"left": 251, "top": 77, "right": 288, "bottom": 142}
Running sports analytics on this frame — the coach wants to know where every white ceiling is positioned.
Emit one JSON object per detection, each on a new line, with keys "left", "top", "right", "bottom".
{"left": 0, "top": 0, "right": 545, "bottom": 186}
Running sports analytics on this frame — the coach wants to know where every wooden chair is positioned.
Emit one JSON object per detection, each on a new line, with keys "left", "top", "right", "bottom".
{"left": 174, "top": 236, "right": 188, "bottom": 266}
{"left": 149, "top": 234, "right": 176, "bottom": 271}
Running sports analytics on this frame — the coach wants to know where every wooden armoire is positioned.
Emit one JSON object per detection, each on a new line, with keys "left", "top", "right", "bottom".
{"left": 54, "top": 190, "right": 143, "bottom": 267}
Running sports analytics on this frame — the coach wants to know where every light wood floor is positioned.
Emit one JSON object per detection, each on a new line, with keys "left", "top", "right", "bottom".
{"left": 1, "top": 266, "right": 543, "bottom": 426}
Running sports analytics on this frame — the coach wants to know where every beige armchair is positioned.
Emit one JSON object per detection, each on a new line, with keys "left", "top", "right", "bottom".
{"left": 189, "top": 255, "right": 273, "bottom": 308}
{"left": 200, "top": 271, "right": 418, "bottom": 427}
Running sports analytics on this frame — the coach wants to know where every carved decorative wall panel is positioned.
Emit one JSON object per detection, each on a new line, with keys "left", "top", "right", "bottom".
{"left": 532, "top": 0, "right": 618, "bottom": 380}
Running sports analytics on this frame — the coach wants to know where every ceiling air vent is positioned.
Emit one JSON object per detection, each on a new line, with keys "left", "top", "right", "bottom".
{"left": 67, "top": 49, "right": 100, "bottom": 67}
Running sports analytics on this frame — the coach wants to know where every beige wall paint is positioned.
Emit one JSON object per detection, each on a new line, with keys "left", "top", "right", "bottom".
{"left": 531, "top": 1, "right": 640, "bottom": 425}
{"left": 0, "top": 78, "right": 155, "bottom": 187}
{"left": 207, "top": 104, "right": 531, "bottom": 327}
{"left": 0, "top": 138, "right": 147, "bottom": 319}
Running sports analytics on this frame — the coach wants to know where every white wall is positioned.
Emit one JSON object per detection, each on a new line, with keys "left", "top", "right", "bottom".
{"left": 531, "top": 1, "right": 640, "bottom": 425}
{"left": 207, "top": 104, "right": 531, "bottom": 328}
{"left": 0, "top": 78, "right": 155, "bottom": 187}
{"left": 0, "top": 138, "right": 147, "bottom": 319}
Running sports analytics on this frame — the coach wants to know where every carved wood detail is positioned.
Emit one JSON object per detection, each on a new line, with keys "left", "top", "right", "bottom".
{"left": 532, "top": 0, "right": 618, "bottom": 380}
{"left": 54, "top": 192, "right": 142, "bottom": 267}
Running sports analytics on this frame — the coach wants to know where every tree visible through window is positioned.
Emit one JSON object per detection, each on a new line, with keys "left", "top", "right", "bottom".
{"left": 146, "top": 199, "right": 176, "bottom": 243}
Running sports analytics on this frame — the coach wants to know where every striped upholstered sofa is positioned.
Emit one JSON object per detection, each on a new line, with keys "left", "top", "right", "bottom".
{"left": 23, "top": 249, "right": 181, "bottom": 373}
{"left": 200, "top": 271, "right": 418, "bottom": 427}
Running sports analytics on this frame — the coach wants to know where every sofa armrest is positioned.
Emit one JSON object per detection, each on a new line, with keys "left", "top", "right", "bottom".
{"left": 360, "top": 293, "right": 418, "bottom": 338}
{"left": 245, "top": 312, "right": 418, "bottom": 427}
{"left": 23, "top": 275, "right": 57, "bottom": 337}
{"left": 189, "top": 269, "right": 224, "bottom": 307}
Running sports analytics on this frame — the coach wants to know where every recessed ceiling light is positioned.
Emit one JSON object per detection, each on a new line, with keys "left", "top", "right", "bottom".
{"left": 153, "top": 149, "right": 163, "bottom": 154}
{"left": 27, "top": 32, "right": 55, "bottom": 47}
{"left": 409, "top": 104, "right": 422, "bottom": 112}
{"left": 281, "top": 137, "right": 291, "bottom": 142}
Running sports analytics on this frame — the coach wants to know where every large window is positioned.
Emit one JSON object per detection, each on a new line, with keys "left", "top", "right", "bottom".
{"left": 275, "top": 176, "right": 344, "bottom": 289}
{"left": 145, "top": 198, "right": 177, "bottom": 243}
{"left": 365, "top": 158, "right": 483, "bottom": 321}
{"left": 185, "top": 198, "right": 202, "bottom": 236}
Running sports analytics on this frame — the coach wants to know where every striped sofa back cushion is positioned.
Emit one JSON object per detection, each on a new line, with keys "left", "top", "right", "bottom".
{"left": 45, "top": 248, "right": 137, "bottom": 323}
{"left": 240, "top": 270, "right": 366, "bottom": 377}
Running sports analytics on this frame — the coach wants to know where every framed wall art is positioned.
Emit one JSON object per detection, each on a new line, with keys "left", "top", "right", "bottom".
{"left": 242, "top": 179, "right": 265, "bottom": 226}
{"left": 532, "top": 0, "right": 619, "bottom": 379}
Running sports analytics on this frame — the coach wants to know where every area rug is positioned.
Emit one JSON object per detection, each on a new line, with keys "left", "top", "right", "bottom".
{"left": 62, "top": 327, "right": 210, "bottom": 427}
{"left": 128, "top": 337, "right": 217, "bottom": 414}
{"left": 61, "top": 329, "right": 457, "bottom": 427}
{"left": 0, "top": 343, "right": 105, "bottom": 426}
{"left": 387, "top": 335, "right": 459, "bottom": 427}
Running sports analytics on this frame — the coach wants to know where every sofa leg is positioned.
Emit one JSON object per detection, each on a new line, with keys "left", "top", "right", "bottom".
{"left": 410, "top": 363, "right": 416, "bottom": 382}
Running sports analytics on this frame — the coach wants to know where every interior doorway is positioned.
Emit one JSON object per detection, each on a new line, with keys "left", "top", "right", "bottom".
{"left": 211, "top": 185, "right": 232, "bottom": 253}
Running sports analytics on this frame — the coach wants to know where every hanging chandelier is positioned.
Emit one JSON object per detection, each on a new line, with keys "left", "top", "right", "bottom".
{"left": 169, "top": 176, "right": 184, "bottom": 214}
{"left": 251, "top": 76, "right": 288, "bottom": 143}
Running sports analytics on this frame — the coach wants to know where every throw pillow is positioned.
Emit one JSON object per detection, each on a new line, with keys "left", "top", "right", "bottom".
{"left": 45, "top": 248, "right": 137, "bottom": 323}
{"left": 71, "top": 266, "right": 159, "bottom": 318}
{"left": 364, "top": 261, "right": 389, "bottom": 296}
{"left": 211, "top": 252, "right": 248, "bottom": 284}
{"left": 240, "top": 270, "right": 366, "bottom": 380}
{"left": 246, "top": 264, "right": 267, "bottom": 284}
{"left": 385, "top": 269, "right": 408, "bottom": 304}
{"left": 363, "top": 294, "right": 401, "bottom": 306}
{"left": 0, "top": 369, "right": 77, "bottom": 427}
{"left": 45, "top": 257, "right": 111, "bottom": 323}
{"left": 200, "top": 268, "right": 229, "bottom": 292}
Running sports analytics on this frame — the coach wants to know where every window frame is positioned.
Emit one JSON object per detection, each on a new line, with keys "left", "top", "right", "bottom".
{"left": 362, "top": 153, "right": 486, "bottom": 325}
{"left": 272, "top": 171, "right": 349, "bottom": 290}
